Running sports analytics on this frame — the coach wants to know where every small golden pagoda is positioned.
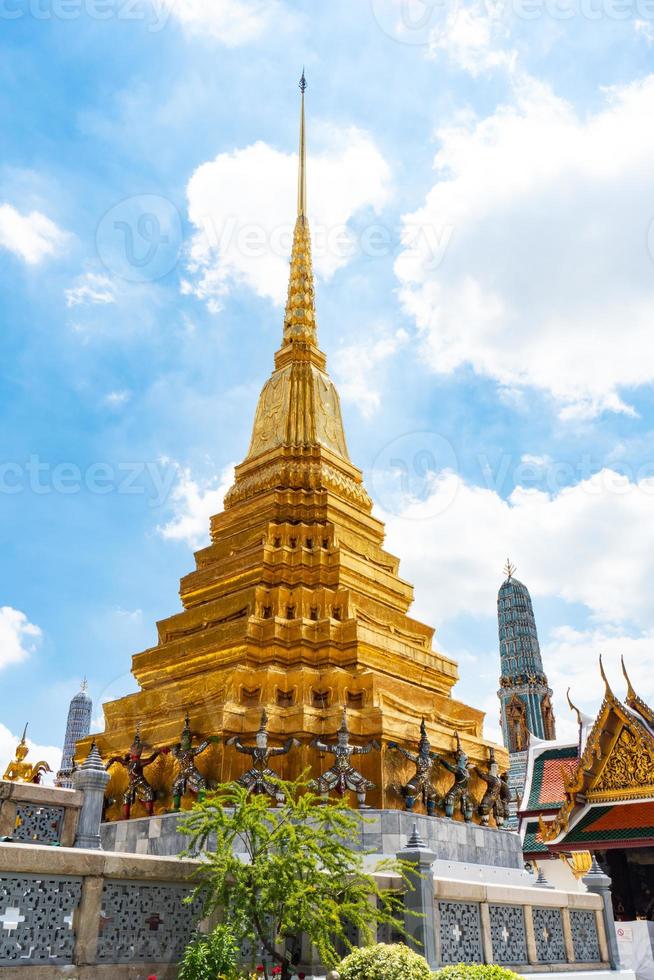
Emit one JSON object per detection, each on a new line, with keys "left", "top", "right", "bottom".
{"left": 83, "top": 77, "right": 506, "bottom": 819}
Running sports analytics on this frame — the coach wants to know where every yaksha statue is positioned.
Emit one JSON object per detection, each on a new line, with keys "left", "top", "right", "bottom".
{"left": 436, "top": 731, "right": 474, "bottom": 822}
{"left": 105, "top": 725, "right": 169, "bottom": 819}
{"left": 388, "top": 718, "right": 439, "bottom": 815}
{"left": 310, "top": 708, "right": 380, "bottom": 808}
{"left": 473, "top": 748, "right": 512, "bottom": 827}
{"left": 171, "top": 713, "right": 218, "bottom": 811}
{"left": 2, "top": 725, "right": 51, "bottom": 784}
{"left": 227, "top": 710, "right": 299, "bottom": 806}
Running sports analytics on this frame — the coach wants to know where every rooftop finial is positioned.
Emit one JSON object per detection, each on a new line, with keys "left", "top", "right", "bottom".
{"left": 81, "top": 677, "right": 88, "bottom": 693}
{"left": 621, "top": 655, "right": 637, "bottom": 701}
{"left": 599, "top": 654, "right": 616, "bottom": 701}
{"left": 297, "top": 70, "right": 307, "bottom": 218}
{"left": 504, "top": 558, "right": 516, "bottom": 580}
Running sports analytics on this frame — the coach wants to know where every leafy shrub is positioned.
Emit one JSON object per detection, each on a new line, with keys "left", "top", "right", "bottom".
{"left": 339, "top": 943, "right": 432, "bottom": 980}
{"left": 434, "top": 966, "right": 524, "bottom": 980}
{"left": 177, "top": 924, "right": 239, "bottom": 980}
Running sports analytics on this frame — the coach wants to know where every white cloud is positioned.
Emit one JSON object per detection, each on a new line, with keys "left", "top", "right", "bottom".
{"left": 0, "top": 723, "right": 60, "bottom": 786}
{"left": 520, "top": 453, "right": 551, "bottom": 469}
{"left": 380, "top": 467, "right": 654, "bottom": 627}
{"left": 541, "top": 625, "right": 654, "bottom": 743}
{"left": 635, "top": 18, "right": 654, "bottom": 44}
{"left": 0, "top": 204, "right": 68, "bottom": 264}
{"left": 0, "top": 607, "right": 42, "bottom": 670}
{"left": 429, "top": 3, "right": 516, "bottom": 75}
{"left": 65, "top": 273, "right": 116, "bottom": 308}
{"left": 103, "top": 389, "right": 131, "bottom": 407}
{"left": 184, "top": 128, "right": 392, "bottom": 310}
{"left": 379, "top": 467, "right": 654, "bottom": 741}
{"left": 332, "top": 327, "right": 409, "bottom": 419}
{"left": 154, "top": 0, "right": 290, "bottom": 45}
{"left": 395, "top": 74, "right": 654, "bottom": 418}
{"left": 157, "top": 462, "right": 235, "bottom": 549}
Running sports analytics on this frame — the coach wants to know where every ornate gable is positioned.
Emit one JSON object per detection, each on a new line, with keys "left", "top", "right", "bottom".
{"left": 540, "top": 660, "right": 654, "bottom": 843}
{"left": 590, "top": 725, "right": 654, "bottom": 802}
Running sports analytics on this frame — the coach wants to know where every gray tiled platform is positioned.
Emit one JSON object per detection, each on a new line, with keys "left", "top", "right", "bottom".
{"left": 101, "top": 809, "right": 523, "bottom": 869}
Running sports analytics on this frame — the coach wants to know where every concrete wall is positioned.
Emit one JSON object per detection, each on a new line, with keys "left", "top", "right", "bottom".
{"left": 0, "top": 836, "right": 611, "bottom": 978}
{"left": 0, "top": 841, "right": 203, "bottom": 979}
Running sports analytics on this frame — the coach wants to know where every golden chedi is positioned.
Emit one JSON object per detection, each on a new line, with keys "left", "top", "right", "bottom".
{"left": 81, "top": 76, "right": 507, "bottom": 819}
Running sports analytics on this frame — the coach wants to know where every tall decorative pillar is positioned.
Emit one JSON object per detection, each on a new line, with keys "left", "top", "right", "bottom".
{"left": 73, "top": 743, "right": 110, "bottom": 850}
{"left": 583, "top": 856, "right": 621, "bottom": 969}
{"left": 397, "top": 824, "right": 437, "bottom": 969}
{"left": 56, "top": 680, "right": 92, "bottom": 788}
{"left": 497, "top": 560, "right": 555, "bottom": 824}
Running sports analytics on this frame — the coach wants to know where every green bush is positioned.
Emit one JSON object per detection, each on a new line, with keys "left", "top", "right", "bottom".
{"left": 434, "top": 966, "right": 524, "bottom": 980}
{"left": 177, "top": 924, "right": 239, "bottom": 980}
{"left": 339, "top": 943, "right": 432, "bottom": 980}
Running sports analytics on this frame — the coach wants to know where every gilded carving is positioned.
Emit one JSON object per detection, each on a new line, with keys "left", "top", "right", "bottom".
{"left": 591, "top": 725, "right": 654, "bottom": 799}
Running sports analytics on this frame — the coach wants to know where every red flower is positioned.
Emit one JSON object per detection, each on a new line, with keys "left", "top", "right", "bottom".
{"left": 298, "top": 974, "right": 306, "bottom": 979}
{"left": 256, "top": 967, "right": 265, "bottom": 974}
{"left": 272, "top": 968, "right": 282, "bottom": 976}
{"left": 147, "top": 976, "right": 157, "bottom": 980}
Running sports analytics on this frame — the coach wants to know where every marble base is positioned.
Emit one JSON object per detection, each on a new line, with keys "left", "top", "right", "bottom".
{"left": 101, "top": 808, "right": 524, "bottom": 870}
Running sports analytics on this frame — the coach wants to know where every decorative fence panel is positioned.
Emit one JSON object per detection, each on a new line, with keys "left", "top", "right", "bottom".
{"left": 12, "top": 804, "right": 66, "bottom": 845}
{"left": 96, "top": 880, "right": 202, "bottom": 963}
{"left": 439, "top": 900, "right": 484, "bottom": 964}
{"left": 0, "top": 873, "right": 82, "bottom": 967}
{"left": 533, "top": 906, "right": 567, "bottom": 963}
{"left": 488, "top": 903, "right": 529, "bottom": 965}
{"left": 570, "top": 908, "right": 601, "bottom": 962}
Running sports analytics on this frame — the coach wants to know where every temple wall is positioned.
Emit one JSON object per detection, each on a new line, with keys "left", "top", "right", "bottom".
{"left": 0, "top": 781, "right": 617, "bottom": 977}
{"left": 0, "top": 838, "right": 613, "bottom": 977}
{"left": 0, "top": 841, "right": 202, "bottom": 978}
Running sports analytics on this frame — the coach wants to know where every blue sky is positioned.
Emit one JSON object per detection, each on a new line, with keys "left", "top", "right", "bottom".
{"left": 2, "top": 0, "right": 654, "bottom": 771}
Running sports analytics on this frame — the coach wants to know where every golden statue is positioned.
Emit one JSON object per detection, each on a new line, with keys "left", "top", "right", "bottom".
{"left": 3, "top": 725, "right": 52, "bottom": 784}
{"left": 80, "top": 74, "right": 507, "bottom": 820}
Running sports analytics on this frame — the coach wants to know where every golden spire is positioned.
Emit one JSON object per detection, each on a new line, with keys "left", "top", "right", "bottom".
{"left": 231, "top": 72, "right": 354, "bottom": 487}
{"left": 282, "top": 70, "right": 317, "bottom": 349}
{"left": 504, "top": 558, "right": 516, "bottom": 581}
{"left": 298, "top": 69, "right": 307, "bottom": 218}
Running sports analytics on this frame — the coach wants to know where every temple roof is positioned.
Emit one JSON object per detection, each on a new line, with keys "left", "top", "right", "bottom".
{"left": 523, "top": 818, "right": 549, "bottom": 856}
{"left": 533, "top": 658, "right": 654, "bottom": 849}
{"left": 522, "top": 744, "right": 579, "bottom": 812}
{"left": 556, "top": 801, "right": 654, "bottom": 849}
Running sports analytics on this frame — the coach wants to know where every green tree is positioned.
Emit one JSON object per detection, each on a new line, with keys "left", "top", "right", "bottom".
{"left": 179, "top": 778, "right": 413, "bottom": 980}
